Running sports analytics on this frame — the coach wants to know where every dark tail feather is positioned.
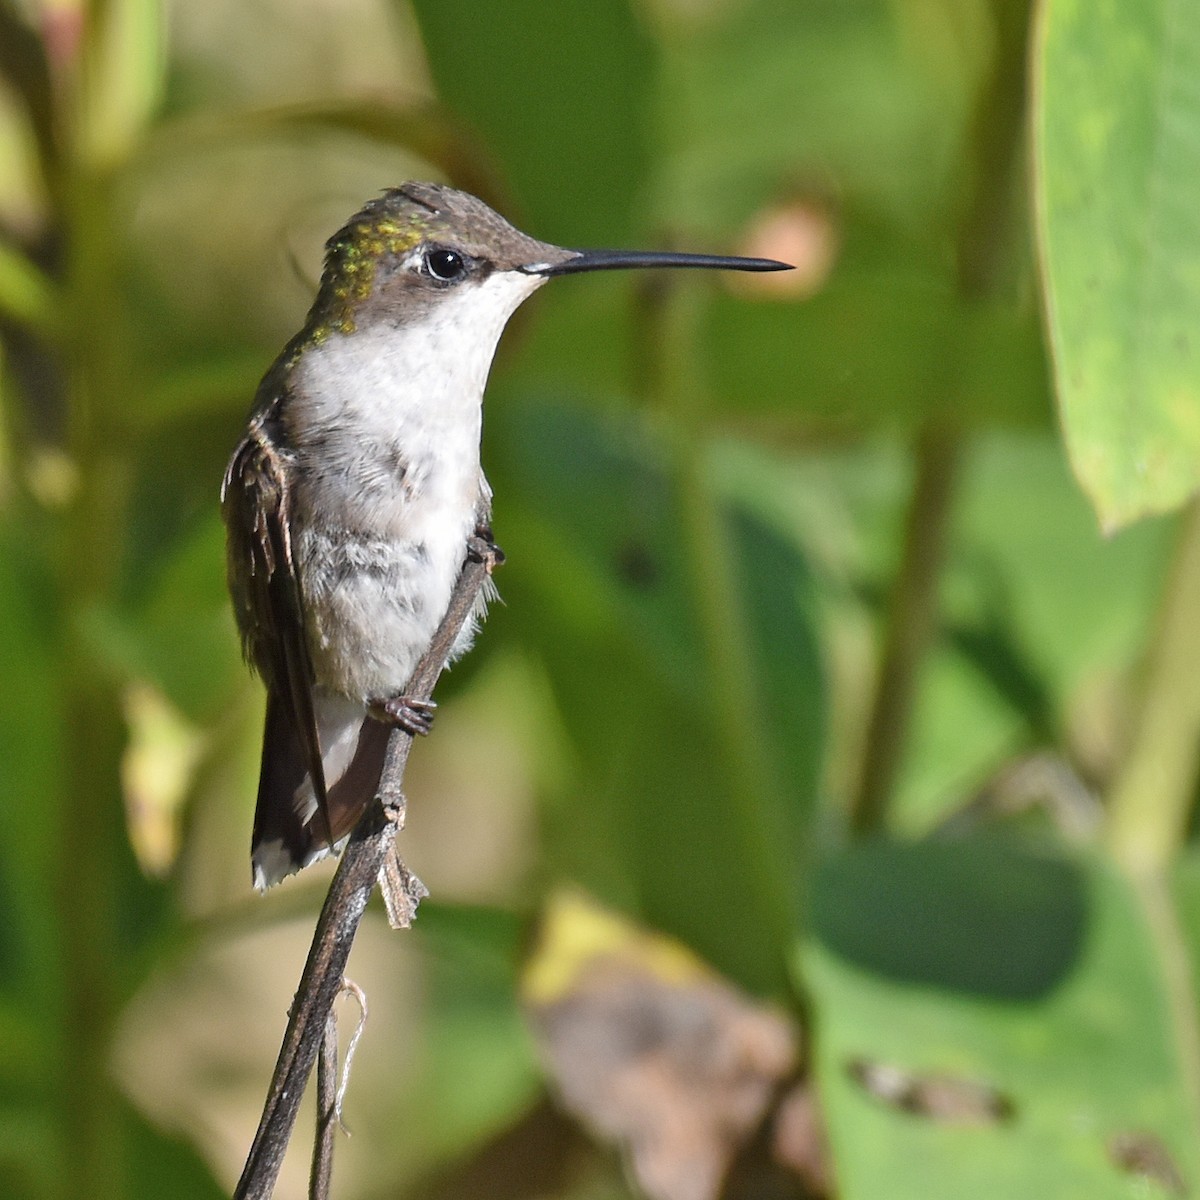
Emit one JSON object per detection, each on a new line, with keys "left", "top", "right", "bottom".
{"left": 251, "top": 699, "right": 390, "bottom": 889}
{"left": 251, "top": 695, "right": 308, "bottom": 884}
{"left": 325, "top": 718, "right": 390, "bottom": 842}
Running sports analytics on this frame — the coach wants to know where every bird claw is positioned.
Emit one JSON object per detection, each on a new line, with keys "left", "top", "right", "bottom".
{"left": 467, "top": 528, "right": 505, "bottom": 573}
{"left": 369, "top": 695, "right": 437, "bottom": 736}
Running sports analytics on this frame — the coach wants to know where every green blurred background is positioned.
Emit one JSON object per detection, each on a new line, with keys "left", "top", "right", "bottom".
{"left": 1, "top": 0, "right": 1199, "bottom": 1197}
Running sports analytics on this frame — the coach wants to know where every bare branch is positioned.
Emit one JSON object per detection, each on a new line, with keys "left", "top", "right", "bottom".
{"left": 234, "top": 545, "right": 493, "bottom": 1199}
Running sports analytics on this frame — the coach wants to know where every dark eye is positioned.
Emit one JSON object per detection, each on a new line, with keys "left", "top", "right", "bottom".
{"left": 425, "top": 248, "right": 467, "bottom": 282}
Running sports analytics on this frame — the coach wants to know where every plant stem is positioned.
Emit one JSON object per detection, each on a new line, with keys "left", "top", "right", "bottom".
{"left": 848, "top": 0, "right": 1031, "bottom": 836}
{"left": 56, "top": 361, "right": 129, "bottom": 1200}
{"left": 849, "top": 425, "right": 962, "bottom": 835}
{"left": 1132, "top": 870, "right": 1200, "bottom": 1148}
{"left": 53, "top": 161, "right": 132, "bottom": 1199}
{"left": 1102, "top": 405, "right": 1200, "bottom": 1164}
{"left": 56, "top": 634, "right": 126, "bottom": 1200}
{"left": 1107, "top": 499, "right": 1200, "bottom": 872}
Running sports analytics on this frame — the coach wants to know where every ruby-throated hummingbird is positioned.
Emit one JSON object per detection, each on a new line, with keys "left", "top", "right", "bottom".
{"left": 222, "top": 182, "right": 790, "bottom": 890}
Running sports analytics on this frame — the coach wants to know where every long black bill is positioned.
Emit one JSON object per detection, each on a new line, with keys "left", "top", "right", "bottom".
{"left": 526, "top": 249, "right": 792, "bottom": 276}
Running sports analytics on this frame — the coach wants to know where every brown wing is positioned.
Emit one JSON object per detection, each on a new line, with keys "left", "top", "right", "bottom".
{"left": 221, "top": 411, "right": 333, "bottom": 848}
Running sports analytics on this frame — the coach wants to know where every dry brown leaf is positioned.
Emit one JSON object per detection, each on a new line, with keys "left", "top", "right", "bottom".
{"left": 522, "top": 893, "right": 798, "bottom": 1200}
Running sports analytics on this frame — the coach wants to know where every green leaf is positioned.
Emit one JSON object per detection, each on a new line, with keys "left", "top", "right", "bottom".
{"left": 948, "top": 435, "right": 1174, "bottom": 691}
{"left": 124, "top": 1100, "right": 224, "bottom": 1200}
{"left": 1173, "top": 848, "right": 1200, "bottom": 993}
{"left": 485, "top": 396, "right": 824, "bottom": 994}
{"left": 0, "top": 0, "right": 57, "bottom": 183}
{"left": 84, "top": 515, "right": 241, "bottom": 723}
{"left": 705, "top": 283, "right": 1051, "bottom": 432}
{"left": 411, "top": 904, "right": 541, "bottom": 1165}
{"left": 0, "top": 238, "right": 56, "bottom": 333}
{"left": 807, "top": 840, "right": 1198, "bottom": 1198}
{"left": 653, "top": 0, "right": 988, "bottom": 237}
{"left": 890, "top": 433, "right": 1174, "bottom": 831}
{"left": 1034, "top": 0, "right": 1200, "bottom": 529}
{"left": 79, "top": 0, "right": 166, "bottom": 167}
{"left": 129, "top": 515, "right": 242, "bottom": 721}
{"left": 409, "top": 0, "right": 655, "bottom": 245}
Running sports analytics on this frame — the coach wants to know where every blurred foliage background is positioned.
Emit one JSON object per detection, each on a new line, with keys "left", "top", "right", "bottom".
{"left": 1, "top": 0, "right": 1199, "bottom": 1197}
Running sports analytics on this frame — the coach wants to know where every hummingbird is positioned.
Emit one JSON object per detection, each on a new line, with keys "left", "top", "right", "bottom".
{"left": 222, "top": 182, "right": 790, "bottom": 890}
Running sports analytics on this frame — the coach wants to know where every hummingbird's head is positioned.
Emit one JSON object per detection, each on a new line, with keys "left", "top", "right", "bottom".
{"left": 304, "top": 181, "right": 792, "bottom": 344}
{"left": 306, "top": 183, "right": 574, "bottom": 343}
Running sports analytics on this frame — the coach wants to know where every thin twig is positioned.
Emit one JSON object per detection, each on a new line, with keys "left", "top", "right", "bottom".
{"left": 309, "top": 1011, "right": 337, "bottom": 1200}
{"left": 234, "top": 542, "right": 492, "bottom": 1200}
{"left": 309, "top": 978, "right": 368, "bottom": 1198}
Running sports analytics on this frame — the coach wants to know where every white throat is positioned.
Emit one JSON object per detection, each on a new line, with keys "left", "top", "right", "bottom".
{"left": 287, "top": 268, "right": 544, "bottom": 534}
{"left": 297, "top": 268, "right": 545, "bottom": 438}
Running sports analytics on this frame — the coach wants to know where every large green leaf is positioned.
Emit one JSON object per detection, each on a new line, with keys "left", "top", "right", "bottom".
{"left": 1034, "top": 0, "right": 1200, "bottom": 529}
{"left": 807, "top": 839, "right": 1198, "bottom": 1198}
{"left": 484, "top": 395, "right": 824, "bottom": 995}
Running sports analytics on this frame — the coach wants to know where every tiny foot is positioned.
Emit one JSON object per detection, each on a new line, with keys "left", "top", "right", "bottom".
{"left": 467, "top": 530, "right": 505, "bottom": 573}
{"left": 369, "top": 695, "right": 437, "bottom": 736}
